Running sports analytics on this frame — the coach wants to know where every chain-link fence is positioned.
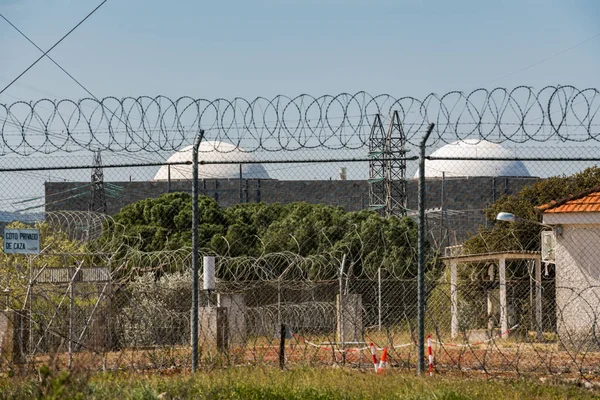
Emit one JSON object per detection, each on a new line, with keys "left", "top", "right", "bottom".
{"left": 1, "top": 86, "right": 600, "bottom": 379}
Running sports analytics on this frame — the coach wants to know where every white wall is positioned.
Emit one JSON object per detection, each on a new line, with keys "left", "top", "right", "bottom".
{"left": 555, "top": 224, "right": 600, "bottom": 338}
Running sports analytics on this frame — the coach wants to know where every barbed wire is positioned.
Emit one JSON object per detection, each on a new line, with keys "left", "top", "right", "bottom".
{"left": 2, "top": 87, "right": 600, "bottom": 377}
{"left": 4, "top": 211, "right": 432, "bottom": 282}
{"left": 0, "top": 86, "right": 598, "bottom": 155}
{"left": 7, "top": 213, "right": 600, "bottom": 379}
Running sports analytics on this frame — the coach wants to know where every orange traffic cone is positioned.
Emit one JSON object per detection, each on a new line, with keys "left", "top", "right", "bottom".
{"left": 369, "top": 342, "right": 379, "bottom": 372}
{"left": 377, "top": 347, "right": 388, "bottom": 373}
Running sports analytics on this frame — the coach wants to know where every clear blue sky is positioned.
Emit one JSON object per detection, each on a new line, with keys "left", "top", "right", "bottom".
{"left": 0, "top": 0, "right": 599, "bottom": 214}
{"left": 0, "top": 0, "right": 599, "bottom": 102}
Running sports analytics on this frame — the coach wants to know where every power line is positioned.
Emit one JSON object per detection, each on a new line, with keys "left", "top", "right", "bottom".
{"left": 489, "top": 31, "right": 600, "bottom": 84}
{"left": 0, "top": 13, "right": 97, "bottom": 99}
{"left": 0, "top": 0, "right": 109, "bottom": 96}
{"left": 0, "top": 8, "right": 168, "bottom": 160}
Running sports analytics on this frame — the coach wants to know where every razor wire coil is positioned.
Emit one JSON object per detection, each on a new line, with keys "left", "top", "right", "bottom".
{"left": 1, "top": 86, "right": 599, "bottom": 155}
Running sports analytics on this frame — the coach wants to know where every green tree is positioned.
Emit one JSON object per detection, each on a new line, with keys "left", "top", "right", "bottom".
{"left": 261, "top": 203, "right": 347, "bottom": 256}
{"left": 211, "top": 202, "right": 283, "bottom": 257}
{"left": 112, "top": 192, "right": 226, "bottom": 252}
{"left": 464, "top": 166, "right": 600, "bottom": 254}
{"left": 106, "top": 194, "right": 430, "bottom": 280}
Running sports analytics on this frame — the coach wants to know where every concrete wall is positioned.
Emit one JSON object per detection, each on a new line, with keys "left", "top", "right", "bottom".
{"left": 45, "top": 180, "right": 371, "bottom": 214}
{"left": 336, "top": 293, "right": 363, "bottom": 342}
{"left": 45, "top": 176, "right": 538, "bottom": 243}
{"left": 555, "top": 225, "right": 600, "bottom": 339}
{"left": 0, "top": 310, "right": 25, "bottom": 364}
{"left": 217, "top": 293, "right": 246, "bottom": 345}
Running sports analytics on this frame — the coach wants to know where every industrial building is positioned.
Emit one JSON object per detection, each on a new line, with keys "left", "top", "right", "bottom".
{"left": 44, "top": 139, "right": 538, "bottom": 245}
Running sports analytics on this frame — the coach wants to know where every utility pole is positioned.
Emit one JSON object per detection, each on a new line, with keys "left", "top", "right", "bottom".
{"left": 88, "top": 150, "right": 107, "bottom": 213}
{"left": 368, "top": 114, "right": 387, "bottom": 215}
{"left": 368, "top": 111, "right": 408, "bottom": 217}
{"left": 384, "top": 110, "right": 408, "bottom": 216}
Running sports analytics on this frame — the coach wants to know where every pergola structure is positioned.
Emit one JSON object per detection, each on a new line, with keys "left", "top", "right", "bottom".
{"left": 442, "top": 248, "right": 542, "bottom": 340}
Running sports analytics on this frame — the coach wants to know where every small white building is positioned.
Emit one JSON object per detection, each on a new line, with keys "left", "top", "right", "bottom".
{"left": 538, "top": 187, "right": 600, "bottom": 337}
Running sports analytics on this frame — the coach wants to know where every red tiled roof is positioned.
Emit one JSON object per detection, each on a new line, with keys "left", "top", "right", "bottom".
{"left": 545, "top": 192, "right": 600, "bottom": 213}
{"left": 536, "top": 184, "right": 600, "bottom": 214}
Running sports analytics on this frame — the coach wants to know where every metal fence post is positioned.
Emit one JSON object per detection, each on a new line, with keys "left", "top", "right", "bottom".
{"left": 191, "top": 130, "right": 205, "bottom": 373}
{"left": 339, "top": 253, "right": 346, "bottom": 365}
{"left": 29, "top": 257, "right": 33, "bottom": 355}
{"left": 417, "top": 123, "right": 435, "bottom": 375}
{"left": 378, "top": 267, "right": 382, "bottom": 332}
{"left": 68, "top": 262, "right": 74, "bottom": 369}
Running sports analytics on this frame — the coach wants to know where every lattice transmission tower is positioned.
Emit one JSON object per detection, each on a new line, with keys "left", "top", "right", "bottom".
{"left": 368, "top": 111, "right": 408, "bottom": 217}
{"left": 88, "top": 150, "right": 107, "bottom": 213}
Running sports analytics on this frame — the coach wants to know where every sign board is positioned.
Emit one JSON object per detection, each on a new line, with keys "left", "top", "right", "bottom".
{"left": 4, "top": 229, "right": 40, "bottom": 254}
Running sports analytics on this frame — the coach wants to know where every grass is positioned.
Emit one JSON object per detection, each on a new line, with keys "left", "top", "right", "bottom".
{"left": 0, "top": 366, "right": 597, "bottom": 399}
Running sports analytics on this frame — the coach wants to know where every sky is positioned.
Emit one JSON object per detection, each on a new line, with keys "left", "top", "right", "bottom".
{"left": 0, "top": 0, "right": 598, "bottom": 102}
{"left": 0, "top": 0, "right": 599, "bottom": 212}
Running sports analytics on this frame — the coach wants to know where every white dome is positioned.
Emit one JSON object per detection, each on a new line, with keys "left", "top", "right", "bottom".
{"left": 154, "top": 141, "right": 270, "bottom": 180}
{"left": 414, "top": 139, "right": 530, "bottom": 178}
